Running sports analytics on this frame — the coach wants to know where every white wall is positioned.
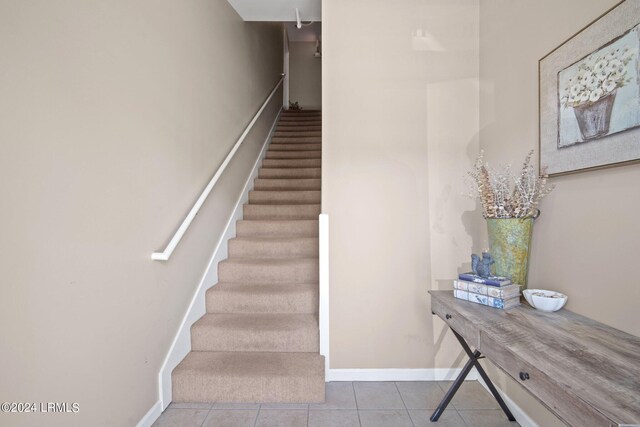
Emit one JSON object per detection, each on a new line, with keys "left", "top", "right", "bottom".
{"left": 479, "top": 1, "right": 640, "bottom": 425}
{"left": 0, "top": 2, "right": 282, "bottom": 426}
{"left": 323, "top": 0, "right": 480, "bottom": 370}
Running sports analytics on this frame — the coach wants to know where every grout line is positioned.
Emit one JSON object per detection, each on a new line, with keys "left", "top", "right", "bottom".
{"left": 307, "top": 406, "right": 310, "bottom": 427}
{"left": 252, "top": 405, "right": 261, "bottom": 427}
{"left": 198, "top": 407, "right": 212, "bottom": 427}
{"left": 393, "top": 382, "right": 415, "bottom": 427}
{"left": 351, "top": 382, "right": 362, "bottom": 427}
{"left": 456, "top": 409, "right": 472, "bottom": 427}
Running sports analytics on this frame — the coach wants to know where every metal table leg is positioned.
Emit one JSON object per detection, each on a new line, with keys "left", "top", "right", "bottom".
{"left": 430, "top": 327, "right": 515, "bottom": 422}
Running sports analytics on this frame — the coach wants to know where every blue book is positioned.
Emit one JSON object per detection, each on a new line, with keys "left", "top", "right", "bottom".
{"left": 454, "top": 289, "right": 520, "bottom": 310}
{"left": 458, "top": 272, "right": 511, "bottom": 287}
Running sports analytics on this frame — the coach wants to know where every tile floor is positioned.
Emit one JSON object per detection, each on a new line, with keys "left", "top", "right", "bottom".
{"left": 152, "top": 380, "right": 520, "bottom": 427}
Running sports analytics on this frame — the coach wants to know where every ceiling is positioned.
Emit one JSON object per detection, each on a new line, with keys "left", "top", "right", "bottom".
{"left": 227, "top": 0, "right": 321, "bottom": 22}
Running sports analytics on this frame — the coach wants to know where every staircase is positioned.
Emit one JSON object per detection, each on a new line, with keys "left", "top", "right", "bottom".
{"left": 172, "top": 110, "right": 325, "bottom": 403}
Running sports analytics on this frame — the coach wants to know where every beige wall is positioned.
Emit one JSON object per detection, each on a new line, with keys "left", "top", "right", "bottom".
{"left": 479, "top": 0, "right": 640, "bottom": 425}
{"left": 323, "top": 0, "right": 481, "bottom": 369}
{"left": 289, "top": 41, "right": 322, "bottom": 109}
{"left": 0, "top": 1, "right": 282, "bottom": 426}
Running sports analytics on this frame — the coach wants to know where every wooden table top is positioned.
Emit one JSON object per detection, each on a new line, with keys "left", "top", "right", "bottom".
{"left": 429, "top": 290, "right": 640, "bottom": 426}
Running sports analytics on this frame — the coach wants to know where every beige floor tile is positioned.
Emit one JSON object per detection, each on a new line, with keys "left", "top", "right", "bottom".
{"left": 309, "top": 382, "right": 357, "bottom": 410}
{"left": 212, "top": 402, "right": 260, "bottom": 409}
{"left": 202, "top": 409, "right": 258, "bottom": 427}
{"left": 308, "top": 410, "right": 360, "bottom": 427}
{"left": 152, "top": 408, "right": 209, "bottom": 427}
{"left": 408, "top": 409, "right": 467, "bottom": 427}
{"left": 353, "top": 382, "right": 405, "bottom": 410}
{"left": 458, "top": 409, "right": 520, "bottom": 427}
{"left": 255, "top": 409, "right": 308, "bottom": 427}
{"left": 168, "top": 402, "right": 213, "bottom": 410}
{"left": 358, "top": 410, "right": 413, "bottom": 427}
{"left": 438, "top": 381, "right": 500, "bottom": 410}
{"left": 395, "top": 381, "right": 446, "bottom": 409}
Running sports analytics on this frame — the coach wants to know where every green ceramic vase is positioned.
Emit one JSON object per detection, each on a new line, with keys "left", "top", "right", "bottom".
{"left": 486, "top": 215, "right": 536, "bottom": 289}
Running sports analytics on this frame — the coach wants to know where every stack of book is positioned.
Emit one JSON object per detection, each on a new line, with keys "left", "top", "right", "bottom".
{"left": 454, "top": 273, "right": 521, "bottom": 310}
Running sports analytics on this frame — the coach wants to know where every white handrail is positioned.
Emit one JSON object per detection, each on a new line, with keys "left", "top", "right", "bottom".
{"left": 152, "top": 75, "right": 285, "bottom": 261}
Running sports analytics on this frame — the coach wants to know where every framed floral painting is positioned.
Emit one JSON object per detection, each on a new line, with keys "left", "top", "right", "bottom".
{"left": 539, "top": 0, "right": 640, "bottom": 176}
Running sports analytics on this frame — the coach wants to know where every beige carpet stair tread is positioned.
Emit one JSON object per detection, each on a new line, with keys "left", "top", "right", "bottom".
{"left": 236, "top": 220, "right": 318, "bottom": 237}
{"left": 249, "top": 190, "right": 321, "bottom": 205}
{"left": 262, "top": 158, "right": 321, "bottom": 168}
{"left": 271, "top": 137, "right": 322, "bottom": 144}
{"left": 274, "top": 132, "right": 322, "bottom": 137}
{"left": 172, "top": 352, "right": 325, "bottom": 403}
{"left": 243, "top": 203, "right": 320, "bottom": 220}
{"left": 191, "top": 313, "right": 319, "bottom": 352}
{"left": 206, "top": 282, "right": 318, "bottom": 314}
{"left": 259, "top": 168, "right": 321, "bottom": 179}
{"left": 218, "top": 257, "right": 318, "bottom": 283}
{"left": 253, "top": 178, "right": 321, "bottom": 191}
{"left": 228, "top": 236, "right": 319, "bottom": 258}
{"left": 274, "top": 131, "right": 322, "bottom": 137}
{"left": 269, "top": 143, "right": 321, "bottom": 151}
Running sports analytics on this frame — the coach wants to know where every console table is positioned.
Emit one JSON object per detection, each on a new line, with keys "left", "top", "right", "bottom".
{"left": 429, "top": 290, "right": 640, "bottom": 427}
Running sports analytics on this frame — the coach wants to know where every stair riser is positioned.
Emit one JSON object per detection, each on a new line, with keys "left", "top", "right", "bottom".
{"left": 262, "top": 159, "right": 321, "bottom": 168}
{"left": 243, "top": 204, "right": 320, "bottom": 220}
{"left": 277, "top": 125, "right": 322, "bottom": 131}
{"left": 219, "top": 259, "right": 319, "bottom": 283}
{"left": 191, "top": 320, "right": 319, "bottom": 352}
{"left": 228, "top": 238, "right": 319, "bottom": 258}
{"left": 269, "top": 143, "right": 321, "bottom": 151}
{"left": 259, "top": 168, "right": 321, "bottom": 179}
{"left": 249, "top": 191, "right": 320, "bottom": 205}
{"left": 277, "top": 124, "right": 322, "bottom": 129}
{"left": 274, "top": 131, "right": 322, "bottom": 137}
{"left": 265, "top": 151, "right": 321, "bottom": 159}
{"left": 206, "top": 285, "right": 318, "bottom": 314}
{"left": 272, "top": 137, "right": 321, "bottom": 144}
{"left": 173, "top": 371, "right": 324, "bottom": 403}
{"left": 253, "top": 178, "right": 321, "bottom": 191}
{"left": 191, "top": 331, "right": 318, "bottom": 353}
{"left": 280, "top": 113, "right": 321, "bottom": 118}
{"left": 236, "top": 220, "right": 318, "bottom": 237}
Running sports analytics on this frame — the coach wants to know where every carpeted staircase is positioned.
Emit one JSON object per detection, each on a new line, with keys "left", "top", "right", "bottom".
{"left": 172, "top": 110, "right": 325, "bottom": 403}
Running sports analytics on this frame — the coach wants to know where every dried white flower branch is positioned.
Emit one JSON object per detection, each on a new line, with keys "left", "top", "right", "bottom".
{"left": 466, "top": 150, "right": 554, "bottom": 219}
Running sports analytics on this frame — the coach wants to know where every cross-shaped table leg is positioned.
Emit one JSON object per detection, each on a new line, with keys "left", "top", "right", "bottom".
{"left": 430, "top": 327, "right": 516, "bottom": 422}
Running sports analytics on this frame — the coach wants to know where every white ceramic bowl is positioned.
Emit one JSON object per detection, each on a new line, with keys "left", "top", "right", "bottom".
{"left": 523, "top": 289, "right": 568, "bottom": 312}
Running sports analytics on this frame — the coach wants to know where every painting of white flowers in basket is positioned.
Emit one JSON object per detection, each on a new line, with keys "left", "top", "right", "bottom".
{"left": 559, "top": 24, "right": 640, "bottom": 147}
{"left": 540, "top": 0, "right": 640, "bottom": 176}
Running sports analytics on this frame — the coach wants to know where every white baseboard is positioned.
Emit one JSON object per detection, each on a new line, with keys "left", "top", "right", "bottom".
{"left": 326, "top": 368, "right": 479, "bottom": 382}
{"left": 155, "top": 111, "right": 281, "bottom": 414}
{"left": 136, "top": 401, "right": 162, "bottom": 427}
{"left": 477, "top": 376, "right": 537, "bottom": 427}
{"left": 318, "top": 214, "right": 330, "bottom": 374}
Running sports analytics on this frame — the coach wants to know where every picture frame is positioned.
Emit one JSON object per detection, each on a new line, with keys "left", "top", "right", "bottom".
{"left": 539, "top": 0, "right": 640, "bottom": 177}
